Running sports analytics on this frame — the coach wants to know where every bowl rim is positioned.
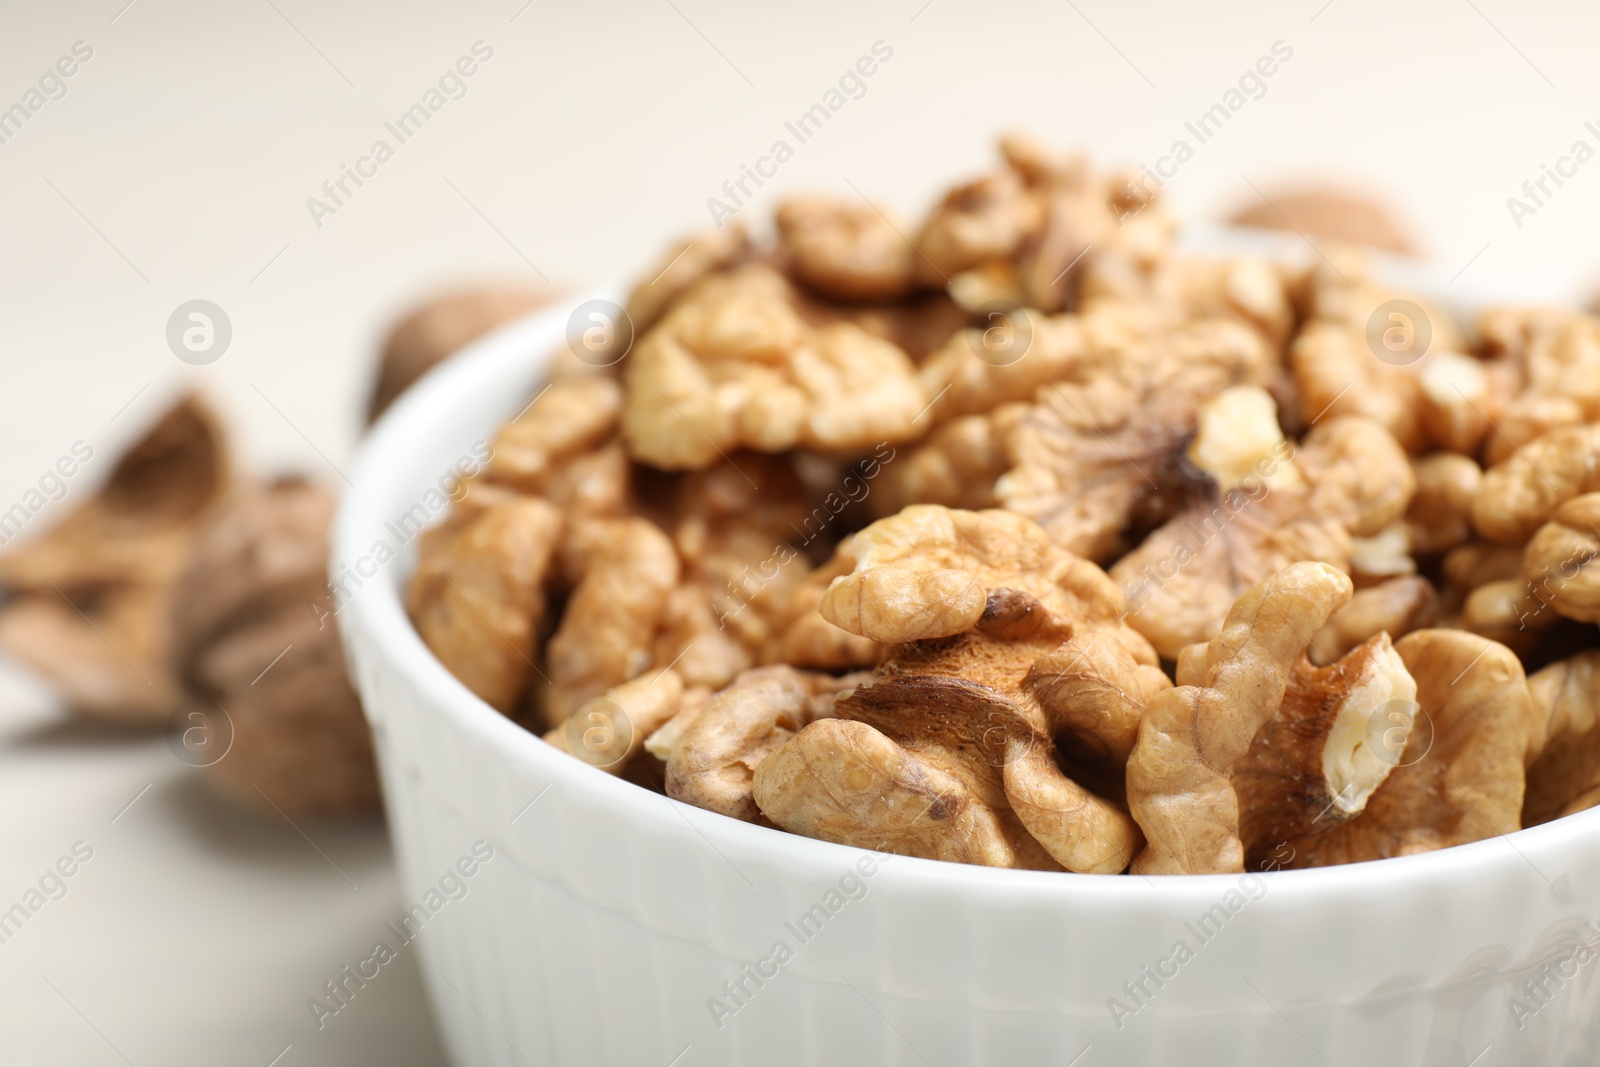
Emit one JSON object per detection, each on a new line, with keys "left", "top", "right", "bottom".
{"left": 336, "top": 257, "right": 1600, "bottom": 909}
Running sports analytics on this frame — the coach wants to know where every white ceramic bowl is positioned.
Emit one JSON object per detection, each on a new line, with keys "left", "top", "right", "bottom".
{"left": 336, "top": 282, "right": 1600, "bottom": 1067}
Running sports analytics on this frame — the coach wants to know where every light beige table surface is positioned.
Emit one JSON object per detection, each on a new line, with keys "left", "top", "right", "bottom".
{"left": 2, "top": 0, "right": 1598, "bottom": 1062}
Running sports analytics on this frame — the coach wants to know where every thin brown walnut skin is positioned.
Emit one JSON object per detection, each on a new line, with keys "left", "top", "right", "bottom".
{"left": 1472, "top": 424, "right": 1600, "bottom": 545}
{"left": 821, "top": 590, "right": 1140, "bottom": 874}
{"left": 774, "top": 196, "right": 917, "bottom": 303}
{"left": 1522, "top": 493, "right": 1600, "bottom": 623}
{"left": 1286, "top": 631, "right": 1536, "bottom": 867}
{"left": 407, "top": 494, "right": 563, "bottom": 716}
{"left": 1524, "top": 652, "right": 1600, "bottom": 827}
{"left": 368, "top": 288, "right": 553, "bottom": 423}
{"left": 1126, "top": 562, "right": 1353, "bottom": 876}
{"left": 1228, "top": 185, "right": 1416, "bottom": 255}
{"left": 754, "top": 718, "right": 1023, "bottom": 868}
{"left": 1308, "top": 575, "right": 1438, "bottom": 667}
{"left": 666, "top": 666, "right": 861, "bottom": 823}
{"left": 543, "top": 517, "right": 681, "bottom": 727}
{"left": 827, "top": 670, "right": 1065, "bottom": 872}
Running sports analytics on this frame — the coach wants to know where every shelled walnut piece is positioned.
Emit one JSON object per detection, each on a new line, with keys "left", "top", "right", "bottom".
{"left": 744, "top": 507, "right": 1158, "bottom": 873}
{"left": 0, "top": 394, "right": 228, "bottom": 725}
{"left": 620, "top": 265, "right": 929, "bottom": 470}
{"left": 398, "top": 134, "right": 1600, "bottom": 877}
{"left": 1106, "top": 387, "right": 1413, "bottom": 659}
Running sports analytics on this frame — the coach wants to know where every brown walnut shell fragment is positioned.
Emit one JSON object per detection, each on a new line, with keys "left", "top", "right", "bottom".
{"left": 1473, "top": 424, "right": 1600, "bottom": 545}
{"left": 543, "top": 516, "right": 681, "bottom": 727}
{"left": 369, "top": 288, "right": 552, "bottom": 422}
{"left": 775, "top": 197, "right": 917, "bottom": 302}
{"left": 1228, "top": 185, "right": 1416, "bottom": 255}
{"left": 1286, "top": 630, "right": 1536, "bottom": 867}
{"left": 665, "top": 665, "right": 866, "bottom": 821}
{"left": 1524, "top": 652, "right": 1600, "bottom": 825}
{"left": 1522, "top": 493, "right": 1600, "bottom": 622}
{"left": 0, "top": 394, "right": 228, "bottom": 724}
{"left": 406, "top": 490, "right": 562, "bottom": 715}
{"left": 621, "top": 265, "right": 928, "bottom": 470}
{"left": 172, "top": 478, "right": 379, "bottom": 817}
{"left": 1126, "top": 562, "right": 1357, "bottom": 875}
{"left": 1308, "top": 575, "right": 1438, "bottom": 666}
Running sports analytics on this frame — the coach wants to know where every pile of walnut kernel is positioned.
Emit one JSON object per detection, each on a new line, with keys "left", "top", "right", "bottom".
{"left": 407, "top": 135, "right": 1600, "bottom": 875}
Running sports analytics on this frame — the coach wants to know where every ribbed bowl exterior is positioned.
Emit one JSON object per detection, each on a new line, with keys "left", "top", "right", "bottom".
{"left": 337, "top": 286, "right": 1600, "bottom": 1067}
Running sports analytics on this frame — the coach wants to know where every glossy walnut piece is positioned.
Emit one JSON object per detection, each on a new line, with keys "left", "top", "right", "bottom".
{"left": 0, "top": 394, "right": 228, "bottom": 725}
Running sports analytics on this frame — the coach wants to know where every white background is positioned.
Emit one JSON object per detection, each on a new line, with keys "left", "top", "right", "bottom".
{"left": 2, "top": 0, "right": 1598, "bottom": 1063}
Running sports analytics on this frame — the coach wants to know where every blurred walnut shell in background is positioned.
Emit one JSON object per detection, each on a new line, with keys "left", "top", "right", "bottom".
{"left": 171, "top": 478, "right": 380, "bottom": 817}
{"left": 1228, "top": 184, "right": 1415, "bottom": 256}
{"left": 0, "top": 394, "right": 228, "bottom": 725}
{"left": 367, "top": 287, "right": 553, "bottom": 423}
